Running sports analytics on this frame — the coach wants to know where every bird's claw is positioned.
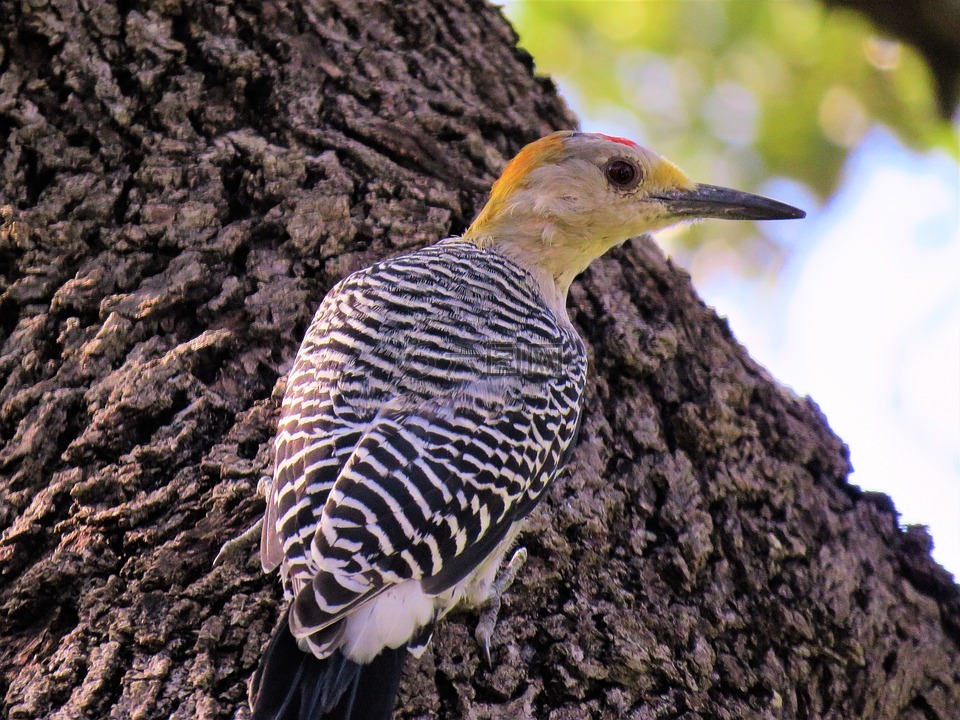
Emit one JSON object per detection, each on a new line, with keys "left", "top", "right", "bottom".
{"left": 474, "top": 546, "right": 527, "bottom": 664}
{"left": 475, "top": 600, "right": 498, "bottom": 664}
{"left": 213, "top": 518, "right": 263, "bottom": 568}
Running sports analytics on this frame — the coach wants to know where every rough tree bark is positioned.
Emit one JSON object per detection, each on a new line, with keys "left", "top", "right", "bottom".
{"left": 0, "top": 1, "right": 957, "bottom": 719}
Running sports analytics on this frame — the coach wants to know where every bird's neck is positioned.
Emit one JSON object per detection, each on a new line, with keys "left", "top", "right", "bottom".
{"left": 465, "top": 226, "right": 603, "bottom": 324}
{"left": 491, "top": 240, "right": 576, "bottom": 322}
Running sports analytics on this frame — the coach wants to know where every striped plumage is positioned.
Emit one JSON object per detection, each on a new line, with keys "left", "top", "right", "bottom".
{"left": 265, "top": 238, "right": 586, "bottom": 655}
{"left": 248, "top": 132, "right": 804, "bottom": 720}
{"left": 251, "top": 239, "right": 586, "bottom": 719}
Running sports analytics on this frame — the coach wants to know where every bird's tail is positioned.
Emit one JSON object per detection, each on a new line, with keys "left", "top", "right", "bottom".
{"left": 250, "top": 610, "right": 406, "bottom": 720}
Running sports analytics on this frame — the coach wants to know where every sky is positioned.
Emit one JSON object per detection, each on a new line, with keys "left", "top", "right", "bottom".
{"left": 692, "top": 129, "right": 960, "bottom": 577}
{"left": 600, "top": 115, "right": 960, "bottom": 577}
{"left": 620, "top": 119, "right": 960, "bottom": 578}
{"left": 625, "top": 121, "right": 958, "bottom": 577}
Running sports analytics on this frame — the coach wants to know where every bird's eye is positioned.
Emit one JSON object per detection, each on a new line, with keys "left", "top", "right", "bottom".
{"left": 604, "top": 159, "right": 641, "bottom": 190}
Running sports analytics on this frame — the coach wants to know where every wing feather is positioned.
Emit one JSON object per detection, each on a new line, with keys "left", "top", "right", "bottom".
{"left": 259, "top": 241, "right": 588, "bottom": 660}
{"left": 286, "top": 374, "right": 580, "bottom": 647}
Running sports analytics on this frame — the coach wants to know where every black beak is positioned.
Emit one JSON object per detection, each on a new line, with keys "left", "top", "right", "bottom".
{"left": 651, "top": 184, "right": 805, "bottom": 221}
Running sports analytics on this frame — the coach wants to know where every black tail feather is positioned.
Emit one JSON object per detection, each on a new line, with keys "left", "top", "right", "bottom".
{"left": 250, "top": 611, "right": 406, "bottom": 720}
{"left": 341, "top": 643, "right": 406, "bottom": 720}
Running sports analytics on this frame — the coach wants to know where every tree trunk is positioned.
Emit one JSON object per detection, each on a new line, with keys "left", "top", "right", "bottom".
{"left": 0, "top": 2, "right": 956, "bottom": 719}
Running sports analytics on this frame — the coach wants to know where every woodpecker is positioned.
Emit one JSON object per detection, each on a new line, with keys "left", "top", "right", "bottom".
{"left": 248, "top": 131, "right": 803, "bottom": 720}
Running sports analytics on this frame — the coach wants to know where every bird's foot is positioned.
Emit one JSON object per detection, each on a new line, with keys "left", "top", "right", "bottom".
{"left": 474, "top": 546, "right": 527, "bottom": 664}
{"left": 212, "top": 518, "right": 263, "bottom": 568}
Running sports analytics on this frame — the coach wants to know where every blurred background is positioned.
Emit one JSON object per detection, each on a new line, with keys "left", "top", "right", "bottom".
{"left": 501, "top": 0, "right": 959, "bottom": 577}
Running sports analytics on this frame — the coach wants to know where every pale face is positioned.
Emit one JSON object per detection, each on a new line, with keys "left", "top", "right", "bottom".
{"left": 501, "top": 134, "right": 697, "bottom": 249}
{"left": 464, "top": 131, "right": 803, "bottom": 303}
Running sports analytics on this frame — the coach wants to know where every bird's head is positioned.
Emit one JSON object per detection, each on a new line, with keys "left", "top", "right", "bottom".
{"left": 464, "top": 131, "right": 804, "bottom": 299}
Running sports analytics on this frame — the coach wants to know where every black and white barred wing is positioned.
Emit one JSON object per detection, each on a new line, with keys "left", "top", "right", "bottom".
{"left": 286, "top": 373, "right": 581, "bottom": 655}
{"left": 260, "top": 290, "right": 357, "bottom": 582}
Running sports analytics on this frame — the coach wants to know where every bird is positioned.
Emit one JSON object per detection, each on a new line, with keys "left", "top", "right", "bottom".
{"left": 247, "top": 130, "right": 804, "bottom": 720}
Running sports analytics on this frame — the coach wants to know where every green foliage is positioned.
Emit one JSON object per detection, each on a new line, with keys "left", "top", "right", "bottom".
{"left": 504, "top": 0, "right": 953, "bottom": 201}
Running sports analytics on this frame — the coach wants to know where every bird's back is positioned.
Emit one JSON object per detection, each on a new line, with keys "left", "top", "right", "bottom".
{"left": 264, "top": 238, "right": 587, "bottom": 599}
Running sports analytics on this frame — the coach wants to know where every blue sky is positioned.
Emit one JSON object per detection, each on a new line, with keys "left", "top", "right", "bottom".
{"left": 606, "top": 118, "right": 959, "bottom": 576}
{"left": 692, "top": 129, "right": 960, "bottom": 576}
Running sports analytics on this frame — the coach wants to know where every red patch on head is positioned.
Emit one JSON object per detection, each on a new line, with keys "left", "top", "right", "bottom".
{"left": 596, "top": 133, "right": 638, "bottom": 148}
